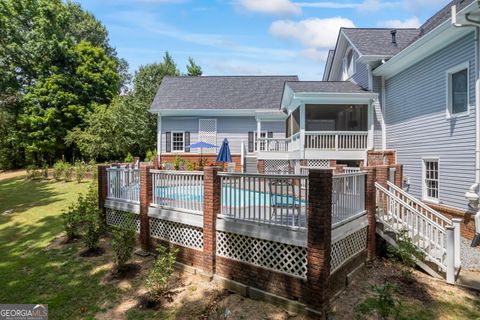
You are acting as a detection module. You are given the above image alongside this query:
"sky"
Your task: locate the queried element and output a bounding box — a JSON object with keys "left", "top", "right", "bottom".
{"left": 77, "top": 0, "right": 451, "bottom": 80}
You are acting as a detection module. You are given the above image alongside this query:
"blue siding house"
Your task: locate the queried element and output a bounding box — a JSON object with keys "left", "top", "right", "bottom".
{"left": 151, "top": 0, "right": 480, "bottom": 239}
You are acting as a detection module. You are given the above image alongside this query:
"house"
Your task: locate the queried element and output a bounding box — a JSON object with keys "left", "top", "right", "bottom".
{"left": 150, "top": 0, "right": 480, "bottom": 240}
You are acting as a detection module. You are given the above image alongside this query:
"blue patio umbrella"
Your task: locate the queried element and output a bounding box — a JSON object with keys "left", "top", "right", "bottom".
{"left": 216, "top": 138, "right": 232, "bottom": 163}
{"left": 187, "top": 141, "right": 216, "bottom": 161}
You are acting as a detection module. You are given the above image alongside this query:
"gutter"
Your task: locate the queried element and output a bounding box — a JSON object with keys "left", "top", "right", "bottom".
{"left": 452, "top": 4, "right": 480, "bottom": 244}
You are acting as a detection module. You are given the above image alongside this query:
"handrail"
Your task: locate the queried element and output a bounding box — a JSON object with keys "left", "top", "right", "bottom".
{"left": 150, "top": 169, "right": 204, "bottom": 175}
{"left": 387, "top": 181, "right": 451, "bottom": 226}
{"left": 376, "top": 183, "right": 446, "bottom": 231}
{"left": 218, "top": 172, "right": 308, "bottom": 179}
{"left": 305, "top": 131, "right": 368, "bottom": 135}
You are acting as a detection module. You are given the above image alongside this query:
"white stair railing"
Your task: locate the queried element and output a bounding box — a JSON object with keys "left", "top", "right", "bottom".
{"left": 375, "top": 182, "right": 458, "bottom": 283}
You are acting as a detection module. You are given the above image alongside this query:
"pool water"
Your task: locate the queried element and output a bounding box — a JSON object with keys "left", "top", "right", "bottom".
{"left": 154, "top": 185, "right": 305, "bottom": 206}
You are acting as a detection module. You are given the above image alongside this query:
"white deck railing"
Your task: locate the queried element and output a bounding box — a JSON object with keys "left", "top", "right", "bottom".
{"left": 332, "top": 172, "right": 366, "bottom": 227}
{"left": 344, "top": 167, "right": 362, "bottom": 174}
{"left": 219, "top": 172, "right": 308, "bottom": 229}
{"left": 258, "top": 132, "right": 302, "bottom": 152}
{"left": 151, "top": 170, "right": 204, "bottom": 214}
{"left": 107, "top": 166, "right": 140, "bottom": 203}
{"left": 305, "top": 131, "right": 368, "bottom": 150}
{"left": 375, "top": 182, "right": 459, "bottom": 283}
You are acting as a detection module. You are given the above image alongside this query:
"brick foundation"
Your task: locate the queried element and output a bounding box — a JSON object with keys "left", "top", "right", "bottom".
{"left": 328, "top": 250, "right": 367, "bottom": 297}
{"left": 159, "top": 154, "right": 242, "bottom": 172}
{"left": 139, "top": 163, "right": 153, "bottom": 251}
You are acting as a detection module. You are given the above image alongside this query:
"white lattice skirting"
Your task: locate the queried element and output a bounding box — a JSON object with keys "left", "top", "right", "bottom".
{"left": 149, "top": 217, "right": 203, "bottom": 250}
{"left": 106, "top": 208, "right": 140, "bottom": 233}
{"left": 216, "top": 231, "right": 307, "bottom": 278}
{"left": 308, "top": 159, "right": 330, "bottom": 168}
{"left": 264, "top": 160, "right": 291, "bottom": 174}
{"left": 330, "top": 226, "right": 367, "bottom": 273}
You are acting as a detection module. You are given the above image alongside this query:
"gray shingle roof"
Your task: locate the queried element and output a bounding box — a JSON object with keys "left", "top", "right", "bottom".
{"left": 150, "top": 75, "right": 298, "bottom": 111}
{"left": 286, "top": 81, "right": 369, "bottom": 94}
{"left": 419, "top": 0, "right": 475, "bottom": 38}
{"left": 342, "top": 28, "right": 420, "bottom": 56}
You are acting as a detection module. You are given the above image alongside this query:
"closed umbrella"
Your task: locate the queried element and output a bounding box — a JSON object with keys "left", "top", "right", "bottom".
{"left": 216, "top": 138, "right": 232, "bottom": 163}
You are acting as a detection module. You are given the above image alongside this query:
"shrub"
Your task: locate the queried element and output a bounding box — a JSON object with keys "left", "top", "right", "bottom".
{"left": 63, "top": 163, "right": 74, "bottom": 181}
{"left": 186, "top": 160, "right": 196, "bottom": 171}
{"left": 387, "top": 229, "right": 424, "bottom": 281}
{"left": 26, "top": 165, "right": 40, "bottom": 179}
{"left": 356, "top": 282, "right": 401, "bottom": 319}
{"left": 173, "top": 155, "right": 184, "bottom": 171}
{"left": 146, "top": 246, "right": 178, "bottom": 300}
{"left": 42, "top": 164, "right": 49, "bottom": 179}
{"left": 88, "top": 159, "right": 97, "bottom": 180}
{"left": 145, "top": 149, "right": 156, "bottom": 162}
{"left": 124, "top": 152, "right": 134, "bottom": 163}
{"left": 81, "top": 212, "right": 101, "bottom": 250}
{"left": 53, "top": 160, "right": 65, "bottom": 181}
{"left": 75, "top": 161, "right": 87, "bottom": 183}
{"left": 61, "top": 200, "right": 82, "bottom": 240}
{"left": 111, "top": 222, "right": 136, "bottom": 272}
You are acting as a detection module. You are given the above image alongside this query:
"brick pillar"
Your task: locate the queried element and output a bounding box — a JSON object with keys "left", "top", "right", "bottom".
{"left": 139, "top": 163, "right": 153, "bottom": 251}
{"left": 306, "top": 169, "right": 333, "bottom": 313}
{"left": 364, "top": 167, "right": 377, "bottom": 261}
{"left": 203, "top": 166, "right": 221, "bottom": 274}
{"left": 334, "top": 164, "right": 346, "bottom": 174}
{"left": 392, "top": 164, "right": 403, "bottom": 188}
{"left": 98, "top": 165, "right": 109, "bottom": 226}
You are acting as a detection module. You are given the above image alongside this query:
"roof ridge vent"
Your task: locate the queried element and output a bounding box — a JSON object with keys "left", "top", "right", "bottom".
{"left": 390, "top": 29, "right": 397, "bottom": 45}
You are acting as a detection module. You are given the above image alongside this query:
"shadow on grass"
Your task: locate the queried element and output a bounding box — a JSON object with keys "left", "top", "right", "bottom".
{"left": 0, "top": 177, "right": 62, "bottom": 215}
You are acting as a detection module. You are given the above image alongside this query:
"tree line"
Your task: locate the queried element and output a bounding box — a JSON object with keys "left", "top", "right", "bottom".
{"left": 0, "top": 0, "right": 202, "bottom": 169}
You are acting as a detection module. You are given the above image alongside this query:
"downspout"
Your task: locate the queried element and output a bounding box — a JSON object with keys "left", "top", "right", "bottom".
{"left": 453, "top": 5, "right": 480, "bottom": 241}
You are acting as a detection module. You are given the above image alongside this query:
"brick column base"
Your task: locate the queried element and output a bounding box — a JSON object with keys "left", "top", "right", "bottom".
{"left": 203, "top": 166, "right": 221, "bottom": 274}
{"left": 139, "top": 163, "right": 153, "bottom": 252}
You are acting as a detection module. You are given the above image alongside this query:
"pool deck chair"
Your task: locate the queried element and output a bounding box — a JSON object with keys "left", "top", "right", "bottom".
{"left": 268, "top": 177, "right": 301, "bottom": 227}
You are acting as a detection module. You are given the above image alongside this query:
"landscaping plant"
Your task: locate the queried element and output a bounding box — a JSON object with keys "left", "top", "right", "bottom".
{"left": 53, "top": 160, "right": 65, "bottom": 181}
{"left": 124, "top": 152, "right": 134, "bottom": 163}
{"left": 145, "top": 149, "right": 156, "bottom": 162}
{"left": 81, "top": 212, "right": 102, "bottom": 251}
{"left": 61, "top": 200, "right": 82, "bottom": 240}
{"left": 356, "top": 282, "right": 401, "bottom": 320}
{"left": 173, "top": 155, "right": 184, "bottom": 170}
{"left": 75, "top": 161, "right": 87, "bottom": 183}
{"left": 63, "top": 163, "right": 74, "bottom": 181}
{"left": 387, "top": 229, "right": 425, "bottom": 281}
{"left": 42, "top": 164, "right": 49, "bottom": 179}
{"left": 145, "top": 245, "right": 178, "bottom": 300}
{"left": 111, "top": 221, "right": 136, "bottom": 272}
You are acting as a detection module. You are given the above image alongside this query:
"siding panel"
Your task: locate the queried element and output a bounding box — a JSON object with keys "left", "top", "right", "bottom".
{"left": 385, "top": 32, "right": 476, "bottom": 211}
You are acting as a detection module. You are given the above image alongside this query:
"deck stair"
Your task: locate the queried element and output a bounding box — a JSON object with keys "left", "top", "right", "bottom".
{"left": 375, "top": 181, "right": 461, "bottom": 284}
{"left": 244, "top": 156, "right": 258, "bottom": 174}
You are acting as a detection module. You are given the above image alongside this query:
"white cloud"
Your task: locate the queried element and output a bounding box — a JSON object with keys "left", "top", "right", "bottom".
{"left": 382, "top": 16, "right": 421, "bottom": 28}
{"left": 299, "top": 48, "right": 329, "bottom": 62}
{"left": 269, "top": 17, "right": 355, "bottom": 48}
{"left": 296, "top": 2, "right": 359, "bottom": 9}
{"left": 237, "top": 0, "right": 301, "bottom": 15}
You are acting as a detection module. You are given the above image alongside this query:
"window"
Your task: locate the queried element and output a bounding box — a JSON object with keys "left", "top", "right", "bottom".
{"left": 254, "top": 131, "right": 267, "bottom": 151}
{"left": 447, "top": 62, "right": 469, "bottom": 117}
{"left": 171, "top": 131, "right": 184, "bottom": 152}
{"left": 423, "top": 159, "right": 439, "bottom": 202}
{"left": 342, "top": 48, "right": 355, "bottom": 80}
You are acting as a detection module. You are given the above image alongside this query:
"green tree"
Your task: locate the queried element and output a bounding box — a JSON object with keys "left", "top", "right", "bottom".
{"left": 186, "top": 57, "right": 202, "bottom": 76}
{"left": 0, "top": 0, "right": 124, "bottom": 168}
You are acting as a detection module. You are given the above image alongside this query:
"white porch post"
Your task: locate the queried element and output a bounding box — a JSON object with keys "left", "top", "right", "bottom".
{"left": 452, "top": 218, "right": 462, "bottom": 269}
{"left": 157, "top": 113, "right": 162, "bottom": 156}
{"left": 256, "top": 120, "right": 262, "bottom": 153}
{"left": 300, "top": 103, "right": 305, "bottom": 158}
{"left": 367, "top": 100, "right": 374, "bottom": 150}
{"left": 241, "top": 140, "right": 245, "bottom": 173}
{"left": 446, "top": 225, "right": 456, "bottom": 284}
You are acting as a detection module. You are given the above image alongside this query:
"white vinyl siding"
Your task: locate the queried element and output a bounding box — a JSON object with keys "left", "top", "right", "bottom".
{"left": 385, "top": 32, "right": 476, "bottom": 211}
{"left": 423, "top": 159, "right": 439, "bottom": 203}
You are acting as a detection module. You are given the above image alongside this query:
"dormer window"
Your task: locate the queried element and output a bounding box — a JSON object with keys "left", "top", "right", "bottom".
{"left": 342, "top": 48, "right": 355, "bottom": 80}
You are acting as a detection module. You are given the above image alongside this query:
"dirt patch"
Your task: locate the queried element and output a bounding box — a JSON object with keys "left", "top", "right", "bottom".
{"left": 103, "top": 263, "right": 142, "bottom": 282}
{"left": 45, "top": 234, "right": 80, "bottom": 250}
{"left": 0, "top": 169, "right": 26, "bottom": 181}
{"left": 330, "top": 259, "right": 480, "bottom": 319}
{"left": 79, "top": 246, "right": 105, "bottom": 257}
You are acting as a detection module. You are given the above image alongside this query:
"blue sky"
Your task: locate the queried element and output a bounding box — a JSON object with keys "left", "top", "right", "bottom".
{"left": 77, "top": 0, "right": 451, "bottom": 80}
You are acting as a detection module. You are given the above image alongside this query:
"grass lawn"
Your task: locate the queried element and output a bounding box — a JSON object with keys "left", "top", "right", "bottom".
{"left": 0, "top": 175, "right": 120, "bottom": 319}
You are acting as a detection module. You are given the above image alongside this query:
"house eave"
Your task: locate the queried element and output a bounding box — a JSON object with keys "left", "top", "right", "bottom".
{"left": 283, "top": 92, "right": 378, "bottom": 113}
{"left": 373, "top": 1, "right": 479, "bottom": 79}
{"left": 152, "top": 109, "right": 262, "bottom": 117}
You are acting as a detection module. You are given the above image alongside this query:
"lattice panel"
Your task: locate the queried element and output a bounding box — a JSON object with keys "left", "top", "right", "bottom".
{"left": 198, "top": 119, "right": 217, "bottom": 151}
{"left": 264, "top": 160, "right": 291, "bottom": 174}
{"left": 216, "top": 231, "right": 307, "bottom": 278}
{"left": 331, "top": 227, "right": 367, "bottom": 273}
{"left": 308, "top": 159, "right": 330, "bottom": 168}
{"left": 106, "top": 209, "right": 140, "bottom": 233}
{"left": 149, "top": 217, "right": 203, "bottom": 249}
